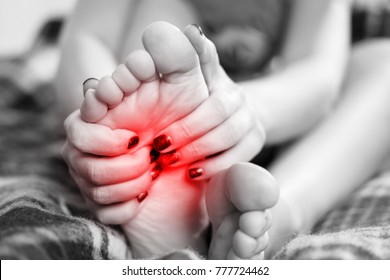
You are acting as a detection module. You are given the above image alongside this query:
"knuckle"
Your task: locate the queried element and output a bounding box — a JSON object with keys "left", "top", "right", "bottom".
{"left": 211, "top": 94, "right": 233, "bottom": 121}
{"left": 90, "top": 187, "right": 109, "bottom": 204}
{"left": 186, "top": 142, "right": 202, "bottom": 159}
{"left": 85, "top": 162, "right": 105, "bottom": 185}
{"left": 223, "top": 124, "right": 241, "bottom": 146}
{"left": 175, "top": 120, "right": 194, "bottom": 142}
{"left": 211, "top": 87, "right": 243, "bottom": 121}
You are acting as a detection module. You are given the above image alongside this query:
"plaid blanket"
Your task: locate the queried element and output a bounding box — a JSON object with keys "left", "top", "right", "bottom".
{"left": 1, "top": 72, "right": 390, "bottom": 260}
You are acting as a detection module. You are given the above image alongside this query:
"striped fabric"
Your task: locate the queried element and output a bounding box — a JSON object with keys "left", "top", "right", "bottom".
{"left": 274, "top": 171, "right": 390, "bottom": 259}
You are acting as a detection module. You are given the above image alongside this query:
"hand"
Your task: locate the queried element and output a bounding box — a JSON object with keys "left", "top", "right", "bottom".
{"left": 153, "top": 63, "right": 265, "bottom": 180}
{"left": 63, "top": 110, "right": 154, "bottom": 224}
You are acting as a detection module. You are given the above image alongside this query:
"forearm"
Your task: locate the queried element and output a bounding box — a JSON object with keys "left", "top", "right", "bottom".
{"left": 269, "top": 50, "right": 390, "bottom": 231}
{"left": 240, "top": 0, "right": 350, "bottom": 144}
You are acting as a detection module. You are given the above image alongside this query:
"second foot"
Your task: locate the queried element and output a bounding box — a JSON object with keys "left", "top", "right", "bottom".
{"left": 206, "top": 162, "right": 279, "bottom": 259}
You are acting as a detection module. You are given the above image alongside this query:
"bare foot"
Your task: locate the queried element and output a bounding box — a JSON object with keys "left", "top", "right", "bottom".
{"left": 80, "top": 22, "right": 210, "bottom": 258}
{"left": 206, "top": 163, "right": 279, "bottom": 259}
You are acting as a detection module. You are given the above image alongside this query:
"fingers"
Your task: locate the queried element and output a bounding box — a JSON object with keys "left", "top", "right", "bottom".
{"left": 63, "top": 142, "right": 150, "bottom": 185}
{"left": 64, "top": 110, "right": 140, "bottom": 156}
{"left": 187, "top": 126, "right": 265, "bottom": 180}
{"left": 84, "top": 195, "right": 141, "bottom": 225}
{"left": 153, "top": 84, "right": 244, "bottom": 153}
{"left": 68, "top": 166, "right": 151, "bottom": 205}
{"left": 158, "top": 105, "right": 256, "bottom": 168}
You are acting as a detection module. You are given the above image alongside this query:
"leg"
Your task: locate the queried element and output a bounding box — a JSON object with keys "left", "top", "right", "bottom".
{"left": 266, "top": 39, "right": 390, "bottom": 257}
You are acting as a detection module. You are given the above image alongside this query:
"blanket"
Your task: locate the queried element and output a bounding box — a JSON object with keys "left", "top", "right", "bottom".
{"left": 1, "top": 68, "right": 390, "bottom": 260}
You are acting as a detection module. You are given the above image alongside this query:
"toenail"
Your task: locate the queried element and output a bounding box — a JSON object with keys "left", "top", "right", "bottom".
{"left": 150, "top": 148, "right": 160, "bottom": 163}
{"left": 190, "top": 24, "right": 204, "bottom": 37}
{"left": 160, "top": 150, "right": 180, "bottom": 165}
{"left": 83, "top": 77, "right": 99, "bottom": 86}
{"left": 137, "top": 191, "right": 148, "bottom": 203}
{"left": 82, "top": 78, "right": 99, "bottom": 95}
{"left": 127, "top": 136, "right": 139, "bottom": 149}
{"left": 188, "top": 168, "right": 203, "bottom": 179}
{"left": 153, "top": 134, "right": 172, "bottom": 151}
{"left": 151, "top": 163, "right": 162, "bottom": 181}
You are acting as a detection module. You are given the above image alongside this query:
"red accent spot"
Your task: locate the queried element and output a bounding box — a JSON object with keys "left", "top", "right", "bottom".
{"left": 153, "top": 134, "right": 172, "bottom": 151}
{"left": 160, "top": 150, "right": 180, "bottom": 165}
{"left": 127, "top": 136, "right": 139, "bottom": 149}
{"left": 137, "top": 191, "right": 148, "bottom": 203}
{"left": 189, "top": 168, "right": 203, "bottom": 179}
{"left": 151, "top": 163, "right": 162, "bottom": 181}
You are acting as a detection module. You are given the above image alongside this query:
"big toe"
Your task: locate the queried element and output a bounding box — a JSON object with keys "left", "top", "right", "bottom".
{"left": 142, "top": 21, "right": 200, "bottom": 80}
{"left": 226, "top": 163, "right": 279, "bottom": 212}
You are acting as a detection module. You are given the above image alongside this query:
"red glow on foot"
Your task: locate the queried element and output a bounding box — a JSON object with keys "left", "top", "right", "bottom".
{"left": 151, "top": 163, "right": 162, "bottom": 180}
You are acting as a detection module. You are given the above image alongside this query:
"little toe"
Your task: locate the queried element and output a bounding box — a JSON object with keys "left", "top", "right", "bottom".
{"left": 81, "top": 89, "right": 108, "bottom": 122}
{"left": 142, "top": 21, "right": 201, "bottom": 82}
{"left": 83, "top": 77, "right": 99, "bottom": 94}
{"left": 125, "top": 50, "right": 158, "bottom": 81}
{"left": 94, "top": 75, "right": 124, "bottom": 108}
{"left": 239, "top": 210, "right": 272, "bottom": 238}
{"left": 112, "top": 64, "right": 141, "bottom": 95}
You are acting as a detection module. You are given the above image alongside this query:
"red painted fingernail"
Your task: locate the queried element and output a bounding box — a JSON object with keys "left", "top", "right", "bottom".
{"left": 137, "top": 191, "right": 148, "bottom": 203}
{"left": 127, "top": 136, "right": 139, "bottom": 149}
{"left": 153, "top": 134, "right": 172, "bottom": 151}
{"left": 160, "top": 150, "right": 180, "bottom": 165}
{"left": 151, "top": 163, "right": 162, "bottom": 181}
{"left": 189, "top": 168, "right": 203, "bottom": 179}
{"left": 150, "top": 148, "right": 160, "bottom": 163}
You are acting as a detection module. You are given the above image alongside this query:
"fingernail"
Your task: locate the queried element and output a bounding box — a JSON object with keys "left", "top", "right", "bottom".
{"left": 150, "top": 148, "right": 160, "bottom": 163}
{"left": 160, "top": 150, "right": 180, "bottom": 165}
{"left": 127, "top": 136, "right": 139, "bottom": 149}
{"left": 151, "top": 163, "right": 162, "bottom": 181}
{"left": 190, "top": 24, "right": 204, "bottom": 37}
{"left": 189, "top": 168, "right": 203, "bottom": 179}
{"left": 82, "top": 77, "right": 99, "bottom": 86}
{"left": 137, "top": 191, "right": 148, "bottom": 203}
{"left": 153, "top": 134, "right": 172, "bottom": 151}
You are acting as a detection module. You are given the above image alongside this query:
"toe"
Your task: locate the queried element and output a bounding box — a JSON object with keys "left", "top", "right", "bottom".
{"left": 142, "top": 21, "right": 200, "bottom": 81}
{"left": 95, "top": 75, "right": 124, "bottom": 108}
{"left": 184, "top": 24, "right": 227, "bottom": 88}
{"left": 255, "top": 232, "right": 270, "bottom": 253}
{"left": 125, "top": 50, "right": 157, "bottom": 81}
{"left": 81, "top": 89, "right": 108, "bottom": 122}
{"left": 232, "top": 230, "right": 269, "bottom": 259}
{"left": 226, "top": 163, "right": 279, "bottom": 212}
{"left": 112, "top": 64, "right": 141, "bottom": 95}
{"left": 239, "top": 210, "right": 272, "bottom": 238}
{"left": 232, "top": 230, "right": 258, "bottom": 259}
{"left": 208, "top": 212, "right": 239, "bottom": 260}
